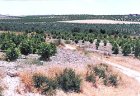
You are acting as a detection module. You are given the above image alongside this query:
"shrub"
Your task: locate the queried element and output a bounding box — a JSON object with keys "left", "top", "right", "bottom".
{"left": 103, "top": 40, "right": 107, "bottom": 46}
{"left": 122, "top": 43, "right": 131, "bottom": 56}
{"left": 86, "top": 65, "right": 96, "bottom": 84}
{"left": 108, "top": 75, "right": 118, "bottom": 86}
{"left": 104, "top": 74, "right": 119, "bottom": 87}
{"left": 86, "top": 64, "right": 120, "bottom": 87}
{"left": 38, "top": 43, "right": 56, "bottom": 61}
{"left": 32, "top": 74, "right": 58, "bottom": 95}
{"left": 94, "top": 65, "right": 106, "bottom": 79}
{"left": 86, "top": 73, "right": 96, "bottom": 84}
{"left": 57, "top": 68, "right": 82, "bottom": 92}
{"left": 75, "top": 39, "right": 79, "bottom": 44}
{"left": 95, "top": 41, "right": 100, "bottom": 50}
{"left": 6, "top": 48, "right": 20, "bottom": 61}
{"left": 0, "top": 41, "right": 16, "bottom": 51}
{"left": 89, "top": 39, "right": 93, "bottom": 44}
{"left": 19, "top": 40, "right": 33, "bottom": 55}
{"left": 134, "top": 41, "right": 140, "bottom": 58}
{"left": 112, "top": 42, "right": 119, "bottom": 55}
{"left": 33, "top": 74, "right": 48, "bottom": 88}
{"left": 65, "top": 40, "right": 71, "bottom": 44}
{"left": 93, "top": 64, "right": 108, "bottom": 79}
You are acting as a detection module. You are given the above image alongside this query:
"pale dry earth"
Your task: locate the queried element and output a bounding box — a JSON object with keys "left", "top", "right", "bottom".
{"left": 58, "top": 19, "right": 140, "bottom": 24}
{"left": 1, "top": 44, "right": 140, "bottom": 96}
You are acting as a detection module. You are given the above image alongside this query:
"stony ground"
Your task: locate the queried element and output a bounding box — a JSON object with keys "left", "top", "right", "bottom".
{"left": 1, "top": 44, "right": 140, "bottom": 96}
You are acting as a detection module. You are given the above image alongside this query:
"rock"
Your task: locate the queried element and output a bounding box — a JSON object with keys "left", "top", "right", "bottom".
{"left": 7, "top": 72, "right": 19, "bottom": 77}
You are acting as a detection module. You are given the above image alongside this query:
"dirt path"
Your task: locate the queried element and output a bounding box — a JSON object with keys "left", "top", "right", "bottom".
{"left": 93, "top": 56, "right": 140, "bottom": 83}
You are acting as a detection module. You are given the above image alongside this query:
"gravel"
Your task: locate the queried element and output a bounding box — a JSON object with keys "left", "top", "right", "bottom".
{"left": 46, "top": 47, "right": 93, "bottom": 68}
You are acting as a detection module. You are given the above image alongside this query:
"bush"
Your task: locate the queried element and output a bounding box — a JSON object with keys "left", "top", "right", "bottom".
{"left": 32, "top": 74, "right": 58, "bottom": 95}
{"left": 38, "top": 43, "right": 56, "bottom": 61}
{"left": 19, "top": 40, "right": 33, "bottom": 55}
{"left": 95, "top": 41, "right": 100, "bottom": 50}
{"left": 33, "top": 74, "right": 48, "bottom": 88}
{"left": 93, "top": 64, "right": 108, "bottom": 79}
{"left": 86, "top": 73, "right": 96, "bottom": 84}
{"left": 108, "top": 75, "right": 118, "bottom": 86}
{"left": 134, "top": 41, "right": 140, "bottom": 58}
{"left": 0, "top": 41, "right": 16, "bottom": 51}
{"left": 86, "top": 64, "right": 120, "bottom": 87}
{"left": 103, "top": 40, "right": 107, "bottom": 46}
{"left": 122, "top": 43, "right": 131, "bottom": 56}
{"left": 104, "top": 74, "right": 119, "bottom": 87}
{"left": 86, "top": 65, "right": 96, "bottom": 84}
{"left": 112, "top": 42, "right": 119, "bottom": 55}
{"left": 94, "top": 65, "right": 106, "bottom": 79}
{"left": 65, "top": 40, "right": 71, "bottom": 44}
{"left": 75, "top": 39, "right": 79, "bottom": 44}
{"left": 6, "top": 48, "right": 20, "bottom": 61}
{"left": 57, "top": 68, "right": 82, "bottom": 92}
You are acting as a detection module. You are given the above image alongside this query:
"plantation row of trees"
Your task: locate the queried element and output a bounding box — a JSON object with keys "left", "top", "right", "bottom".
{"left": 49, "top": 30, "right": 140, "bottom": 58}
{"left": 0, "top": 15, "right": 140, "bottom": 35}
{"left": 0, "top": 22, "right": 140, "bottom": 35}
{"left": 0, "top": 32, "right": 56, "bottom": 61}
{"left": 1, "top": 15, "right": 140, "bottom": 23}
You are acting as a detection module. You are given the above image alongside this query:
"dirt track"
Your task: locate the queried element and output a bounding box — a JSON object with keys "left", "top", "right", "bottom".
{"left": 93, "top": 55, "right": 140, "bottom": 83}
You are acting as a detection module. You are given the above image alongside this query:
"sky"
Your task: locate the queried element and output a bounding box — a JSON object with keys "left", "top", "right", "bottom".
{"left": 0, "top": 0, "right": 140, "bottom": 16}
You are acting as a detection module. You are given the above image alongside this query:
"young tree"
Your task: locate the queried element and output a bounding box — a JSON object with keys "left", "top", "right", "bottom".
{"left": 6, "top": 48, "right": 20, "bottom": 61}
{"left": 122, "top": 43, "right": 131, "bottom": 56}
{"left": 112, "top": 42, "right": 119, "bottom": 55}
{"left": 19, "top": 40, "right": 33, "bottom": 55}
{"left": 103, "top": 40, "right": 107, "bottom": 46}
{"left": 38, "top": 43, "right": 56, "bottom": 61}
{"left": 95, "top": 41, "right": 100, "bottom": 50}
{"left": 134, "top": 41, "right": 140, "bottom": 58}
{"left": 95, "top": 39, "right": 101, "bottom": 50}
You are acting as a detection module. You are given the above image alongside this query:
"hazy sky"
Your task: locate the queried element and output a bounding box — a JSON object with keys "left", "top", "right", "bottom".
{"left": 0, "top": 0, "right": 140, "bottom": 16}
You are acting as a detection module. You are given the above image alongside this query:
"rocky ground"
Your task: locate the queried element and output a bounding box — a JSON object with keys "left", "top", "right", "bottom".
{"left": 1, "top": 43, "right": 140, "bottom": 96}
{"left": 0, "top": 45, "right": 97, "bottom": 96}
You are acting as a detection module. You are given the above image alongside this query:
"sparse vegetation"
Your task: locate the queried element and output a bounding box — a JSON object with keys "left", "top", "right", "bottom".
{"left": 86, "top": 64, "right": 120, "bottom": 87}
{"left": 38, "top": 42, "right": 56, "bottom": 61}
{"left": 32, "top": 73, "right": 58, "bottom": 95}
{"left": 0, "top": 32, "right": 56, "bottom": 61}
{"left": 6, "top": 48, "right": 20, "bottom": 61}
{"left": 57, "top": 68, "right": 82, "bottom": 92}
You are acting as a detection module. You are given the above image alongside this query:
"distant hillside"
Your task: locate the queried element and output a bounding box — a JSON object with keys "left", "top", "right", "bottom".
{"left": 0, "top": 14, "right": 19, "bottom": 19}
{"left": 0, "top": 14, "right": 140, "bottom": 35}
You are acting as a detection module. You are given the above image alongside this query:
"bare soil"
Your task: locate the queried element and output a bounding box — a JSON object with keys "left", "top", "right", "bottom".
{"left": 58, "top": 19, "right": 140, "bottom": 24}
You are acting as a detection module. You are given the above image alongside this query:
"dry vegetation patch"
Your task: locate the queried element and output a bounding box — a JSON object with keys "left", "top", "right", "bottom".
{"left": 105, "top": 55, "right": 140, "bottom": 73}
{"left": 18, "top": 63, "right": 134, "bottom": 96}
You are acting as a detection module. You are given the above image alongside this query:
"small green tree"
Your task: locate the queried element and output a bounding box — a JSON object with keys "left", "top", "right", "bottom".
{"left": 112, "top": 42, "right": 119, "bottom": 55}
{"left": 57, "top": 68, "right": 82, "bottom": 92}
{"left": 6, "top": 48, "right": 20, "bottom": 61}
{"left": 95, "top": 38, "right": 101, "bottom": 49}
{"left": 122, "top": 43, "right": 131, "bottom": 56}
{"left": 19, "top": 40, "right": 33, "bottom": 55}
{"left": 0, "top": 41, "right": 16, "bottom": 51}
{"left": 134, "top": 41, "right": 140, "bottom": 57}
{"left": 103, "top": 40, "right": 107, "bottom": 46}
{"left": 38, "top": 43, "right": 56, "bottom": 61}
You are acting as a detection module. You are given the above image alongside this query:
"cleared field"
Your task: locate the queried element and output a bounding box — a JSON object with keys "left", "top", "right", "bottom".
{"left": 58, "top": 19, "right": 140, "bottom": 24}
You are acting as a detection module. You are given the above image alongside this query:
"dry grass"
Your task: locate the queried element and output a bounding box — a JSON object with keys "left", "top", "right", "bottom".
{"left": 18, "top": 63, "right": 140, "bottom": 96}
{"left": 105, "top": 55, "right": 140, "bottom": 73}
{"left": 0, "top": 52, "right": 6, "bottom": 61}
